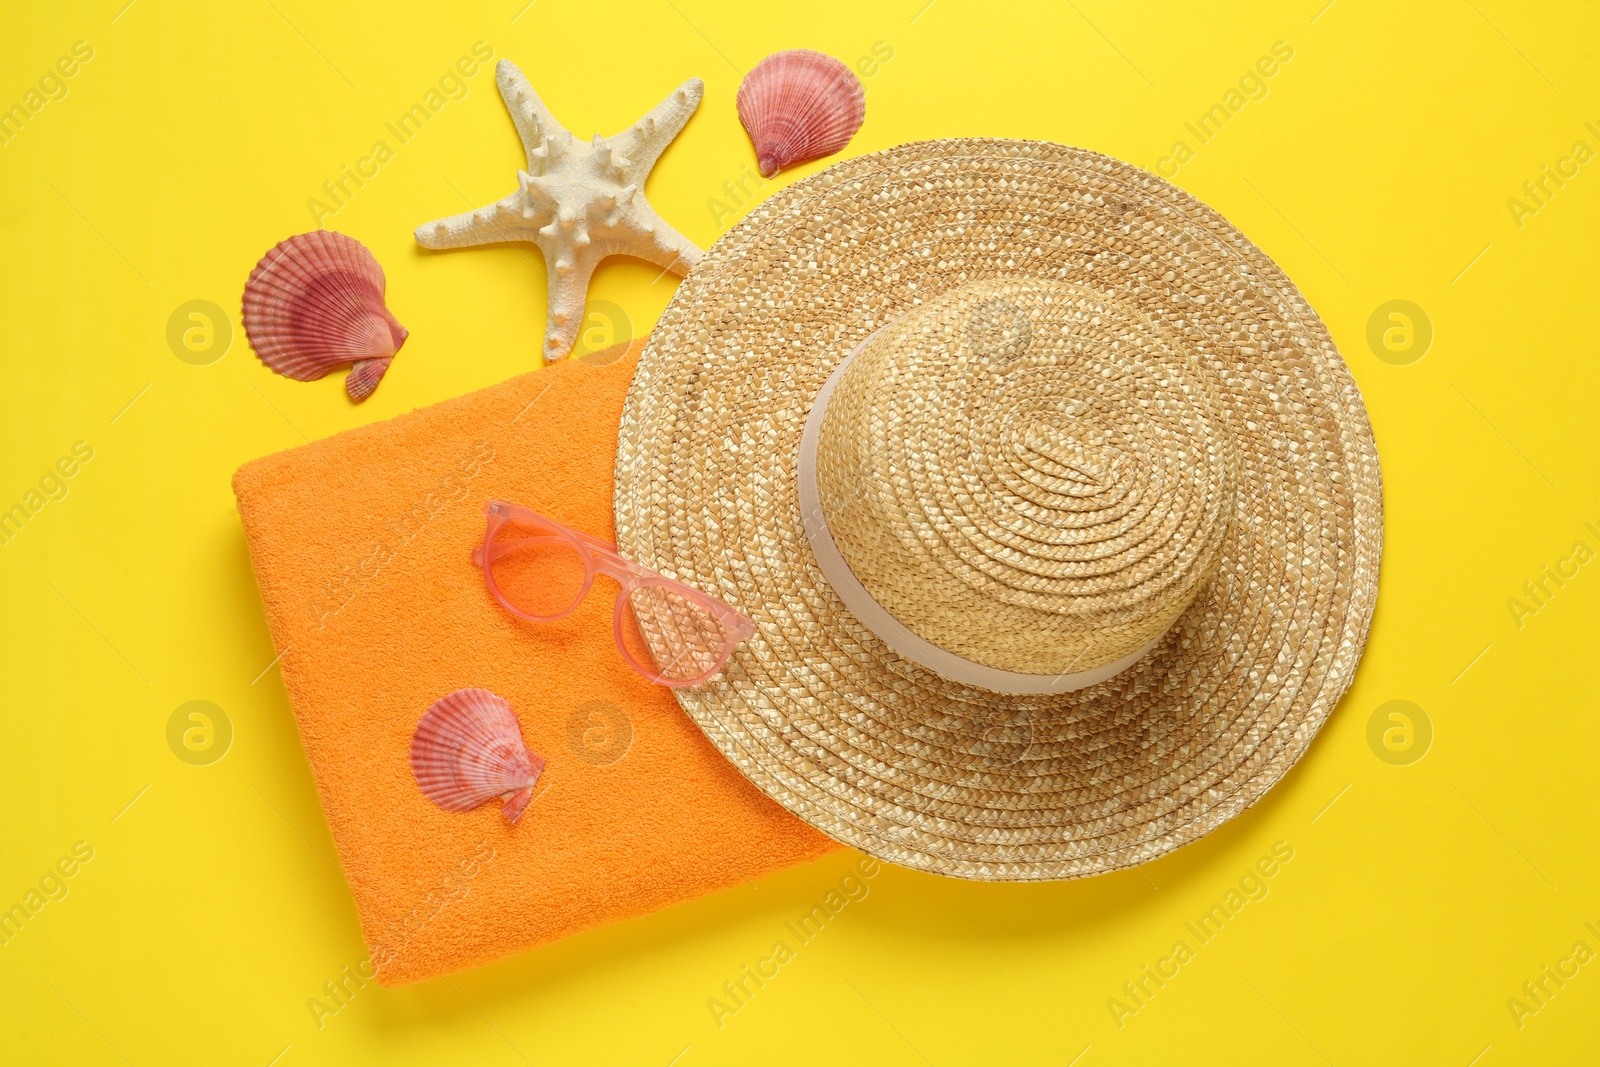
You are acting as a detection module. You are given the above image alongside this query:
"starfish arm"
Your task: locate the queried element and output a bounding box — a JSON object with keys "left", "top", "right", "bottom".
{"left": 418, "top": 64, "right": 706, "bottom": 364}
{"left": 625, "top": 208, "right": 702, "bottom": 277}
{"left": 495, "top": 60, "right": 572, "bottom": 170}
{"left": 610, "top": 78, "right": 704, "bottom": 178}
{"left": 540, "top": 247, "right": 601, "bottom": 361}
{"left": 415, "top": 197, "right": 538, "bottom": 250}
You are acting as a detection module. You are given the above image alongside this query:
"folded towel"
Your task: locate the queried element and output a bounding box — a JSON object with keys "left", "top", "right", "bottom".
{"left": 233, "top": 340, "right": 840, "bottom": 986}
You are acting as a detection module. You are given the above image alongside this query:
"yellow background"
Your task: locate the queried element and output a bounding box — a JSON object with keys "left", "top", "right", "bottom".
{"left": 2, "top": 0, "right": 1597, "bottom": 1063}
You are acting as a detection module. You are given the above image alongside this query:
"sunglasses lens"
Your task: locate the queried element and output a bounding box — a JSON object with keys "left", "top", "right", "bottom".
{"left": 487, "top": 524, "right": 587, "bottom": 618}
{"left": 623, "top": 583, "right": 731, "bottom": 683}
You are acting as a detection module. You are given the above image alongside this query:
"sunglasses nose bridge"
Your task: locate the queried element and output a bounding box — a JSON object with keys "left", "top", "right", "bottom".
{"left": 474, "top": 503, "right": 755, "bottom": 684}
{"left": 588, "top": 552, "right": 637, "bottom": 587}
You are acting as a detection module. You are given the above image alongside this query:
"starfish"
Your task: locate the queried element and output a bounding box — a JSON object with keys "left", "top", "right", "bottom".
{"left": 415, "top": 60, "right": 704, "bottom": 361}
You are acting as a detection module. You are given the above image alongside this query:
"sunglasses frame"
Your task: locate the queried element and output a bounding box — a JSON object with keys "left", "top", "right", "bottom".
{"left": 472, "top": 500, "right": 756, "bottom": 686}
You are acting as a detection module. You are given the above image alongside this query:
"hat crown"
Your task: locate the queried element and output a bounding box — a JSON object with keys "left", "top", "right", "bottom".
{"left": 815, "top": 278, "right": 1238, "bottom": 676}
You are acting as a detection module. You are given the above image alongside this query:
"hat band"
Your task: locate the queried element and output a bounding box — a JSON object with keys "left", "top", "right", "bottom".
{"left": 796, "top": 326, "right": 1170, "bottom": 695}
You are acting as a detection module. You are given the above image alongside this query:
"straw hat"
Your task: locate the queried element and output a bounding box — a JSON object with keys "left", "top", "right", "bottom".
{"left": 614, "top": 139, "right": 1381, "bottom": 880}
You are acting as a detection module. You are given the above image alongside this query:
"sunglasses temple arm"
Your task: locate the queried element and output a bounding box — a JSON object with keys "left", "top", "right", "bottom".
{"left": 470, "top": 534, "right": 566, "bottom": 566}
{"left": 572, "top": 528, "right": 628, "bottom": 556}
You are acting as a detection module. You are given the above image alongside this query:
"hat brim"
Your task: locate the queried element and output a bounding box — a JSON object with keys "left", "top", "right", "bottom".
{"left": 615, "top": 139, "right": 1382, "bottom": 880}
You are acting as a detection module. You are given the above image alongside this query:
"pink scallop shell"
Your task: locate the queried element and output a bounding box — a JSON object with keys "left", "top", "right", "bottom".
{"left": 409, "top": 688, "right": 545, "bottom": 823}
{"left": 737, "top": 49, "right": 866, "bottom": 178}
{"left": 242, "top": 230, "right": 408, "bottom": 402}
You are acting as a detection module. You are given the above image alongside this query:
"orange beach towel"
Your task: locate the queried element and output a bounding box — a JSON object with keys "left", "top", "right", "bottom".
{"left": 233, "top": 340, "right": 840, "bottom": 986}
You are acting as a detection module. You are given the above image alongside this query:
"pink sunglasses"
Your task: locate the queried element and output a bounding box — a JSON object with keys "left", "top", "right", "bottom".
{"left": 472, "top": 501, "right": 756, "bottom": 686}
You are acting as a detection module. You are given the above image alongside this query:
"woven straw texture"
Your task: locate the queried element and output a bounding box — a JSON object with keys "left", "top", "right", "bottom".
{"left": 615, "top": 140, "right": 1383, "bottom": 881}
{"left": 816, "top": 277, "right": 1237, "bottom": 676}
